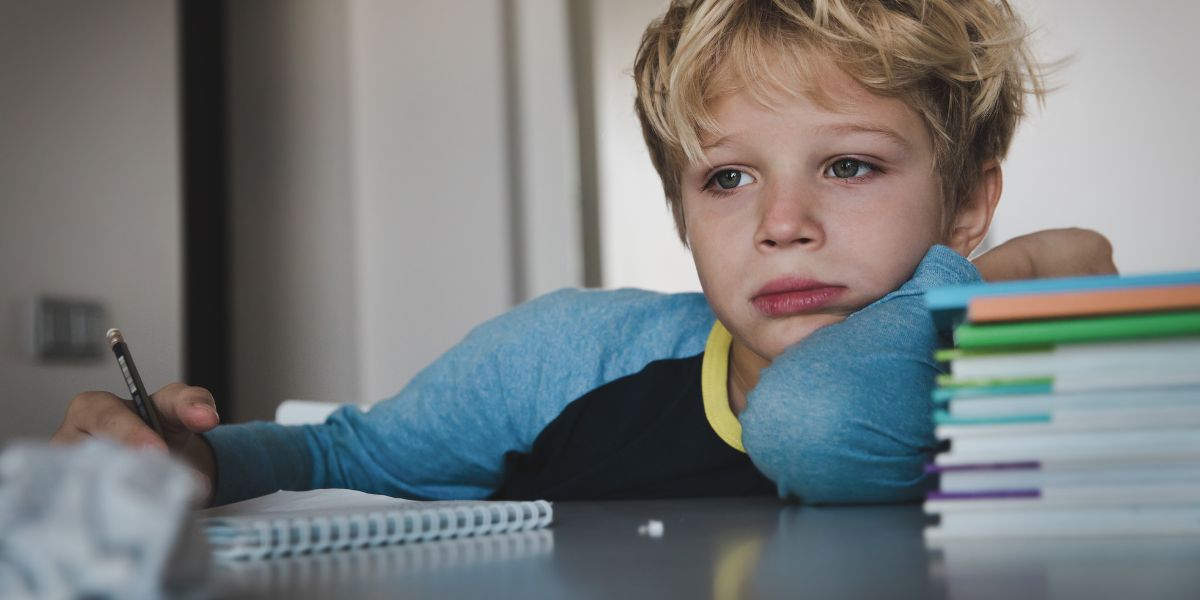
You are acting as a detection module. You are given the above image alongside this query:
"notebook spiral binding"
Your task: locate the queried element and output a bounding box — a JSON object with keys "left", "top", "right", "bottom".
{"left": 214, "top": 528, "right": 555, "bottom": 593}
{"left": 205, "top": 500, "right": 554, "bottom": 561}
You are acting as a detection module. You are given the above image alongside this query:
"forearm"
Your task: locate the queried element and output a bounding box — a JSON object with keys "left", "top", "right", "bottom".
{"left": 740, "top": 245, "right": 981, "bottom": 503}
{"left": 973, "top": 228, "right": 1117, "bottom": 282}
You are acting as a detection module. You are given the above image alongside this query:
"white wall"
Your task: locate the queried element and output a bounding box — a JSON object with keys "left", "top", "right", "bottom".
{"left": 0, "top": 0, "right": 181, "bottom": 443}
{"left": 348, "top": 0, "right": 515, "bottom": 404}
{"left": 230, "top": 0, "right": 584, "bottom": 416}
{"left": 592, "top": 0, "right": 699, "bottom": 293}
{"left": 229, "top": 1, "right": 360, "bottom": 421}
{"left": 511, "top": 0, "right": 585, "bottom": 300}
{"left": 592, "top": 0, "right": 1200, "bottom": 291}
{"left": 998, "top": 0, "right": 1200, "bottom": 273}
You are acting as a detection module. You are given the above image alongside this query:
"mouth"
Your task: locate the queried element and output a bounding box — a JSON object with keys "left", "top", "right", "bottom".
{"left": 751, "top": 278, "right": 847, "bottom": 316}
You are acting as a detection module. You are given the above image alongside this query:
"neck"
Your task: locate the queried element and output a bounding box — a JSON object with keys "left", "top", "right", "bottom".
{"left": 727, "top": 340, "right": 771, "bottom": 416}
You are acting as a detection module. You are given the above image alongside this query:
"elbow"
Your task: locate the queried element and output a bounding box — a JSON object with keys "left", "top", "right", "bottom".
{"left": 741, "top": 394, "right": 935, "bottom": 505}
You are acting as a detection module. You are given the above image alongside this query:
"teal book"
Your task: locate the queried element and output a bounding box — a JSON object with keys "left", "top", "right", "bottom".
{"left": 939, "top": 386, "right": 1200, "bottom": 417}
{"left": 924, "top": 270, "right": 1200, "bottom": 330}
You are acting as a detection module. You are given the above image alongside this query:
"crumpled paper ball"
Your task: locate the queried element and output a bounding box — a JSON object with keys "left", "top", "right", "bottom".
{"left": 0, "top": 438, "right": 210, "bottom": 599}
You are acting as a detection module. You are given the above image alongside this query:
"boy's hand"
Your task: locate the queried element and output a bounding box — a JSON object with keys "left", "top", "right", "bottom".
{"left": 51, "top": 383, "right": 219, "bottom": 499}
{"left": 972, "top": 228, "right": 1117, "bottom": 282}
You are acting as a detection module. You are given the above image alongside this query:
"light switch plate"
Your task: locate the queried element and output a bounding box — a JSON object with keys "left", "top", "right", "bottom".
{"left": 31, "top": 296, "right": 107, "bottom": 360}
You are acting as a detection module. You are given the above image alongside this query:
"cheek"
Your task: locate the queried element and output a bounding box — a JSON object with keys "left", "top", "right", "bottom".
{"left": 690, "top": 236, "right": 738, "bottom": 302}
{"left": 836, "top": 192, "right": 942, "bottom": 291}
{"left": 684, "top": 201, "right": 745, "bottom": 284}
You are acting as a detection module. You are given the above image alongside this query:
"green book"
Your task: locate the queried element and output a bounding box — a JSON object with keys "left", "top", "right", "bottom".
{"left": 936, "top": 375, "right": 1053, "bottom": 389}
{"left": 933, "top": 345, "right": 1052, "bottom": 362}
{"left": 953, "top": 310, "right": 1200, "bottom": 349}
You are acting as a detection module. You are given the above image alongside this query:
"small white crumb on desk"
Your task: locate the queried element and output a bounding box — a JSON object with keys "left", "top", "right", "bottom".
{"left": 637, "top": 519, "right": 664, "bottom": 538}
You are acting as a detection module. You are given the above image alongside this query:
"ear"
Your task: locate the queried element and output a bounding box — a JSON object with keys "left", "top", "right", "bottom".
{"left": 946, "top": 160, "right": 1003, "bottom": 256}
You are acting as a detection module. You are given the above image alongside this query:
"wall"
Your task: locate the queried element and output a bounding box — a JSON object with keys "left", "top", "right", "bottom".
{"left": 228, "top": 0, "right": 360, "bottom": 421}
{"left": 229, "top": 0, "right": 582, "bottom": 416}
{"left": 510, "top": 0, "right": 585, "bottom": 300}
{"left": 0, "top": 0, "right": 181, "bottom": 443}
{"left": 591, "top": 0, "right": 1200, "bottom": 292}
{"left": 592, "top": 0, "right": 699, "bottom": 293}
{"left": 998, "top": 0, "right": 1200, "bottom": 273}
{"left": 347, "top": 0, "right": 514, "bottom": 404}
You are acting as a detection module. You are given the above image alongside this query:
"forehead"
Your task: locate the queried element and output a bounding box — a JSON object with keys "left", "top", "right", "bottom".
{"left": 700, "top": 61, "right": 930, "bottom": 153}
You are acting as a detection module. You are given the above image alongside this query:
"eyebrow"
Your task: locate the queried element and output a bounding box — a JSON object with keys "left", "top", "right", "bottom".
{"left": 814, "top": 122, "right": 913, "bottom": 150}
{"left": 701, "top": 122, "right": 914, "bottom": 152}
{"left": 701, "top": 135, "right": 736, "bottom": 151}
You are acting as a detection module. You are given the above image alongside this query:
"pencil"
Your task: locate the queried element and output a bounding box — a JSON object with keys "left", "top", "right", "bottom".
{"left": 106, "top": 328, "right": 165, "bottom": 437}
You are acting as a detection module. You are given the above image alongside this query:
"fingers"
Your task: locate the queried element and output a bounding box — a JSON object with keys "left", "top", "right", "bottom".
{"left": 54, "top": 383, "right": 221, "bottom": 455}
{"left": 151, "top": 383, "right": 221, "bottom": 433}
{"left": 56, "top": 391, "right": 167, "bottom": 451}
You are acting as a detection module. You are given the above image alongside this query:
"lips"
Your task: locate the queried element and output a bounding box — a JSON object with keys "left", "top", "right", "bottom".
{"left": 751, "top": 278, "right": 847, "bottom": 316}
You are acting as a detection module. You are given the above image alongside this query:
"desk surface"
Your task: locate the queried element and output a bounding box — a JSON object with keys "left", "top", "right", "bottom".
{"left": 213, "top": 497, "right": 1200, "bottom": 600}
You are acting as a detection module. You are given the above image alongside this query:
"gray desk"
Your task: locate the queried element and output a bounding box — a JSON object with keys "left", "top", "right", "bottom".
{"left": 214, "top": 497, "right": 1200, "bottom": 599}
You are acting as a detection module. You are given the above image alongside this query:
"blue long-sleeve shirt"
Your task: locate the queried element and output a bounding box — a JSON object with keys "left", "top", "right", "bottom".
{"left": 203, "top": 245, "right": 980, "bottom": 505}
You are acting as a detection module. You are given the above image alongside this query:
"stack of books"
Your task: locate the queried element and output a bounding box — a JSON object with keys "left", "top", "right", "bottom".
{"left": 921, "top": 269, "right": 1200, "bottom": 541}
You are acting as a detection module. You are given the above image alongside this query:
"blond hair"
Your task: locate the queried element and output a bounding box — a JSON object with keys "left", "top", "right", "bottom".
{"left": 634, "top": 0, "right": 1046, "bottom": 244}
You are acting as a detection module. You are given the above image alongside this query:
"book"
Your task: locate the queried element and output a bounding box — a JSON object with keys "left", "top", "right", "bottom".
{"left": 927, "top": 483, "right": 1200, "bottom": 511}
{"left": 933, "top": 461, "right": 1200, "bottom": 494}
{"left": 936, "top": 337, "right": 1200, "bottom": 380}
{"left": 934, "top": 427, "right": 1200, "bottom": 466}
{"left": 936, "top": 368, "right": 1200, "bottom": 397}
{"left": 941, "top": 387, "right": 1200, "bottom": 418}
{"left": 924, "top": 270, "right": 1200, "bottom": 329}
{"left": 934, "top": 405, "right": 1200, "bottom": 436}
{"left": 923, "top": 505, "right": 1200, "bottom": 541}
{"left": 967, "top": 284, "right": 1200, "bottom": 323}
{"left": 925, "top": 267, "right": 1200, "bottom": 542}
{"left": 952, "top": 311, "right": 1200, "bottom": 349}
{"left": 198, "top": 489, "right": 554, "bottom": 561}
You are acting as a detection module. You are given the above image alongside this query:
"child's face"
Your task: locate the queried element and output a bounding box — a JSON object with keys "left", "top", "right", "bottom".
{"left": 682, "top": 65, "right": 944, "bottom": 362}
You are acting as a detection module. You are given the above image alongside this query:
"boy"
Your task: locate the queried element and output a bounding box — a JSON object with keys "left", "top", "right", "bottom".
{"left": 54, "top": 0, "right": 1115, "bottom": 504}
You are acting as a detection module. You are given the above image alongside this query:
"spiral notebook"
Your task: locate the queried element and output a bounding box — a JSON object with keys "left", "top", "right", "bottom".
{"left": 197, "top": 489, "right": 554, "bottom": 561}
{"left": 215, "top": 528, "right": 555, "bottom": 594}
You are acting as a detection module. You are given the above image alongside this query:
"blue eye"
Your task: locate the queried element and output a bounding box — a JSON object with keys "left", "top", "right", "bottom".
{"left": 708, "top": 169, "right": 755, "bottom": 191}
{"left": 826, "top": 159, "right": 875, "bottom": 179}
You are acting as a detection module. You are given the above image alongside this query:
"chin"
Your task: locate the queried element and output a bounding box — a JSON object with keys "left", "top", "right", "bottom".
{"left": 760, "top": 313, "right": 848, "bottom": 358}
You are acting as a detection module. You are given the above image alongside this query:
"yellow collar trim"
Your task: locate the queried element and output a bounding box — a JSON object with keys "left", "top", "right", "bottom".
{"left": 701, "top": 320, "right": 745, "bottom": 453}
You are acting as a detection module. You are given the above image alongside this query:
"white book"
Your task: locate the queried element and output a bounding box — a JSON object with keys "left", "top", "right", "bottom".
{"left": 936, "top": 406, "right": 1200, "bottom": 438}
{"left": 945, "top": 387, "right": 1200, "bottom": 419}
{"left": 934, "top": 428, "right": 1200, "bottom": 466}
{"left": 1051, "top": 369, "right": 1200, "bottom": 394}
{"left": 949, "top": 338, "right": 1200, "bottom": 379}
{"left": 198, "top": 489, "right": 554, "bottom": 561}
{"left": 924, "top": 505, "right": 1200, "bottom": 542}
{"left": 938, "top": 462, "right": 1200, "bottom": 493}
{"left": 927, "top": 483, "right": 1200, "bottom": 513}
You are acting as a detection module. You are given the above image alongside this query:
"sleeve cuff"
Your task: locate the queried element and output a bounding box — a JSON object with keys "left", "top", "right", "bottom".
{"left": 201, "top": 421, "right": 316, "bottom": 506}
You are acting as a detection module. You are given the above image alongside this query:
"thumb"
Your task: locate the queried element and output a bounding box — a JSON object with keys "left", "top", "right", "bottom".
{"left": 152, "top": 383, "right": 220, "bottom": 433}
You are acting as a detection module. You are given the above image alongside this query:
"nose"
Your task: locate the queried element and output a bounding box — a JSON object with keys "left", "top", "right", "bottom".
{"left": 755, "top": 184, "right": 824, "bottom": 251}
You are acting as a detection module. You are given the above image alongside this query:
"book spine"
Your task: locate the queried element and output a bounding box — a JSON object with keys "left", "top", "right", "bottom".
{"left": 953, "top": 311, "right": 1200, "bottom": 349}
{"left": 967, "top": 284, "right": 1200, "bottom": 323}
{"left": 924, "top": 270, "right": 1200, "bottom": 314}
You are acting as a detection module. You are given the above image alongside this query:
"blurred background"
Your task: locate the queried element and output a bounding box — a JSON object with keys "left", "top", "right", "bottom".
{"left": 2, "top": 0, "right": 1198, "bottom": 444}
